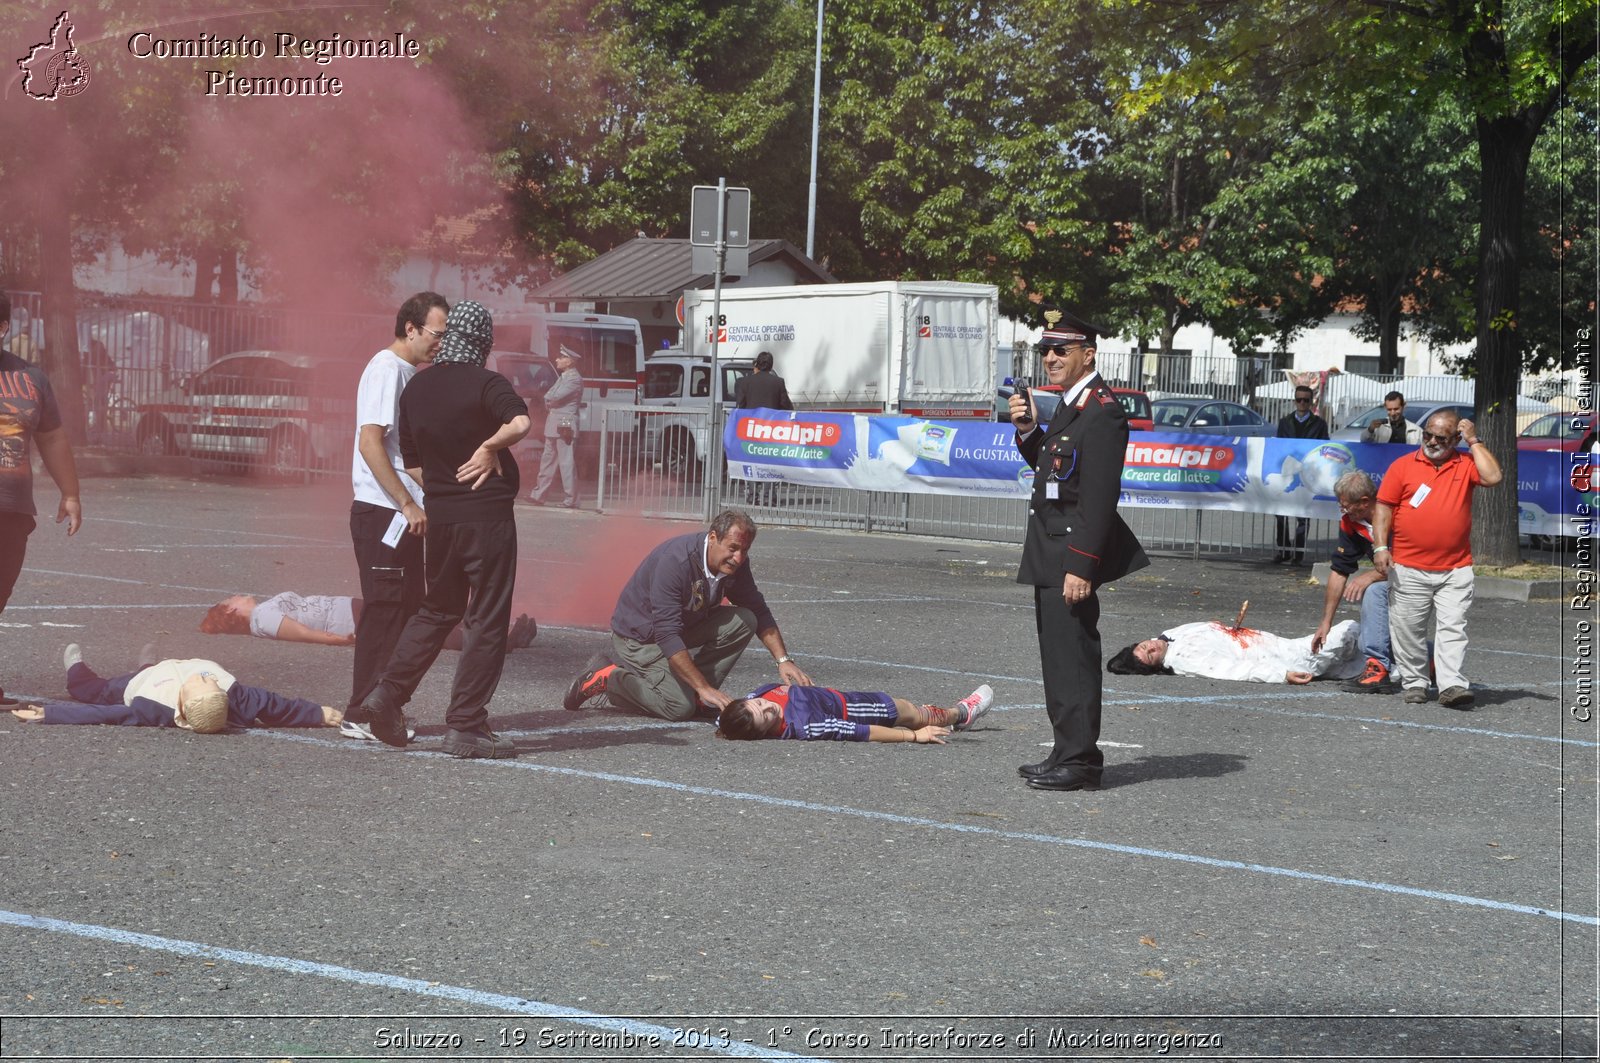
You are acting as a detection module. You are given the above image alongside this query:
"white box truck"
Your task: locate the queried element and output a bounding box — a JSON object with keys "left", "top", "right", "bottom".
{"left": 679, "top": 281, "right": 999, "bottom": 418}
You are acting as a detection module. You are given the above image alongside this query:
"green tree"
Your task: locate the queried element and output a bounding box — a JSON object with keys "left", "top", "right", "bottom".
{"left": 1077, "top": 39, "right": 1319, "bottom": 358}
{"left": 414, "top": 0, "right": 814, "bottom": 284}
{"left": 1099, "top": 0, "right": 1598, "bottom": 564}
{"left": 812, "top": 1, "right": 1140, "bottom": 324}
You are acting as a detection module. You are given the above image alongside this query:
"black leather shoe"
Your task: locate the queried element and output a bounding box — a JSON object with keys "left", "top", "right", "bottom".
{"left": 1025, "top": 766, "right": 1102, "bottom": 791}
{"left": 1017, "top": 760, "right": 1054, "bottom": 778}
{"left": 441, "top": 728, "right": 518, "bottom": 759}
{"left": 361, "top": 690, "right": 410, "bottom": 748}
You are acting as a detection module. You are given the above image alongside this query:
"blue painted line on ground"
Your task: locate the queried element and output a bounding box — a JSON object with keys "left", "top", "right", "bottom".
{"left": 803, "top": 654, "right": 1591, "bottom": 747}
{"left": 91, "top": 517, "right": 343, "bottom": 545}
{"left": 257, "top": 732, "right": 1598, "bottom": 927}
{"left": 1476, "top": 646, "right": 1567, "bottom": 660}
{"left": 2, "top": 602, "right": 216, "bottom": 611}
{"left": 0, "top": 910, "right": 833, "bottom": 1063}
{"left": 1156, "top": 700, "right": 1598, "bottom": 747}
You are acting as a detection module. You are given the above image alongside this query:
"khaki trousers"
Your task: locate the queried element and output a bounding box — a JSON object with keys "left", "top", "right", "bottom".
{"left": 608, "top": 606, "right": 757, "bottom": 721}
{"left": 1389, "top": 563, "right": 1474, "bottom": 691}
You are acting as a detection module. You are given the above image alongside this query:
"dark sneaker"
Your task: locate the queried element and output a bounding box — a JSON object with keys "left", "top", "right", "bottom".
{"left": 360, "top": 689, "right": 410, "bottom": 748}
{"left": 1402, "top": 687, "right": 1429, "bottom": 705}
{"left": 1438, "top": 686, "right": 1475, "bottom": 710}
{"left": 340, "top": 717, "right": 416, "bottom": 742}
{"left": 560, "top": 656, "right": 614, "bottom": 704}
{"left": 563, "top": 653, "right": 616, "bottom": 711}
{"left": 441, "top": 728, "right": 518, "bottom": 759}
{"left": 1340, "top": 657, "right": 1393, "bottom": 694}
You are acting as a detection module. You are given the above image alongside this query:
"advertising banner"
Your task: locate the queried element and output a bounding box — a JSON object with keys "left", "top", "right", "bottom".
{"left": 724, "top": 410, "right": 1589, "bottom": 536}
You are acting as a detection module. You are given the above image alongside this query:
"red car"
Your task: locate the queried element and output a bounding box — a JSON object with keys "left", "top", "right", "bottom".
{"left": 1112, "top": 387, "right": 1154, "bottom": 432}
{"left": 1517, "top": 412, "right": 1591, "bottom": 453}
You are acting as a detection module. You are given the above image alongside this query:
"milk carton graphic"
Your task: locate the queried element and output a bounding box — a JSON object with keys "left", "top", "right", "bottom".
{"left": 851, "top": 418, "right": 960, "bottom": 488}
{"left": 897, "top": 421, "right": 957, "bottom": 467}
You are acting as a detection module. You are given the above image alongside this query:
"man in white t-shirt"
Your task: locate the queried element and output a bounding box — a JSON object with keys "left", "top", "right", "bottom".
{"left": 344, "top": 292, "right": 448, "bottom": 739}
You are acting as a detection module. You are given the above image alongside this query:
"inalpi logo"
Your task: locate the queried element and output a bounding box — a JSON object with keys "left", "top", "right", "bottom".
{"left": 17, "top": 11, "right": 92, "bottom": 101}
{"left": 1124, "top": 441, "right": 1234, "bottom": 469}
{"left": 738, "top": 419, "right": 842, "bottom": 448}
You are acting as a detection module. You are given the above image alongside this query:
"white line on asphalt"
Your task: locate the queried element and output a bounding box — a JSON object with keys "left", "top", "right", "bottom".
{"left": 800, "top": 655, "right": 1588, "bottom": 746}
{"left": 0, "top": 911, "right": 833, "bottom": 1063}
{"left": 256, "top": 732, "right": 1599, "bottom": 927}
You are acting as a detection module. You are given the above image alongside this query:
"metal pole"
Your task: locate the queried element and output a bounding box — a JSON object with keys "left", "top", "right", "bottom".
{"left": 708, "top": 178, "right": 727, "bottom": 523}
{"left": 805, "top": 0, "right": 823, "bottom": 259}
{"left": 596, "top": 413, "right": 610, "bottom": 512}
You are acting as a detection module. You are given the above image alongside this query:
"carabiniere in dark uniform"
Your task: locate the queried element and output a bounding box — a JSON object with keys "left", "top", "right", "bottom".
{"left": 1013, "top": 311, "right": 1148, "bottom": 791}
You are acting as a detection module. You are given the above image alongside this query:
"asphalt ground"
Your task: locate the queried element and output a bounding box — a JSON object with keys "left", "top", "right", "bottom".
{"left": 0, "top": 473, "right": 1595, "bottom": 1062}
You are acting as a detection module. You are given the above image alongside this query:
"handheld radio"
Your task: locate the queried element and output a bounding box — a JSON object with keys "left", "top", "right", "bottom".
{"left": 1013, "top": 377, "right": 1033, "bottom": 424}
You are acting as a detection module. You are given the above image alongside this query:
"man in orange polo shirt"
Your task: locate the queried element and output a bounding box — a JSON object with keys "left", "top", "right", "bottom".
{"left": 1372, "top": 410, "right": 1503, "bottom": 708}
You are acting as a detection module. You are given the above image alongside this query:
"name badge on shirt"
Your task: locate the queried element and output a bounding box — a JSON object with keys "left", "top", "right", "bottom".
{"left": 1045, "top": 481, "right": 1060, "bottom": 500}
{"left": 1410, "top": 483, "right": 1432, "bottom": 508}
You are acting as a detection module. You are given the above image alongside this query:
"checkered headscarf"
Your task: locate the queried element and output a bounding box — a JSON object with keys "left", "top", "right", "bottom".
{"left": 432, "top": 300, "right": 493, "bottom": 367}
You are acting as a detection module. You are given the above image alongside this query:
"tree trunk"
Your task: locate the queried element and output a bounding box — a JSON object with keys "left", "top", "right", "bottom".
{"left": 1469, "top": 111, "right": 1535, "bottom": 567}
{"left": 192, "top": 246, "right": 218, "bottom": 301}
{"left": 218, "top": 250, "right": 239, "bottom": 304}
{"left": 33, "top": 109, "right": 84, "bottom": 440}
{"left": 1373, "top": 276, "right": 1403, "bottom": 375}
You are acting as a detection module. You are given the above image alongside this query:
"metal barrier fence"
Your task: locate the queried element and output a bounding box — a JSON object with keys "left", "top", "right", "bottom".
{"left": 4, "top": 288, "right": 1578, "bottom": 547}
{"left": 3, "top": 290, "right": 387, "bottom": 456}
{"left": 594, "top": 404, "right": 1338, "bottom": 559}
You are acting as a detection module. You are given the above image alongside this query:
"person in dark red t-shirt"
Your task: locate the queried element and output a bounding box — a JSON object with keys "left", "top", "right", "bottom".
{"left": 1373, "top": 410, "right": 1503, "bottom": 709}
{"left": 0, "top": 292, "right": 83, "bottom": 708}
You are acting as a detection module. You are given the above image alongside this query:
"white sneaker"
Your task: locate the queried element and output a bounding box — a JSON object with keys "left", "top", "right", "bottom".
{"left": 63, "top": 643, "right": 83, "bottom": 671}
{"left": 955, "top": 684, "right": 993, "bottom": 730}
{"left": 340, "top": 717, "right": 417, "bottom": 742}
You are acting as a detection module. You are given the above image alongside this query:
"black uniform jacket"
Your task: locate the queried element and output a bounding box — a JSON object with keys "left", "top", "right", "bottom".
{"left": 1015, "top": 377, "right": 1149, "bottom": 588}
{"left": 733, "top": 371, "right": 793, "bottom": 411}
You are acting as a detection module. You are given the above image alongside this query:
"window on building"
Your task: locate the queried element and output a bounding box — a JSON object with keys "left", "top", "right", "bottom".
{"left": 1345, "top": 356, "right": 1403, "bottom": 377}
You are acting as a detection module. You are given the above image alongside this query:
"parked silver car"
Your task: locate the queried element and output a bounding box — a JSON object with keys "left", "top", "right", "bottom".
{"left": 1329, "top": 401, "right": 1476, "bottom": 442}
{"left": 134, "top": 351, "right": 357, "bottom": 479}
{"left": 1151, "top": 398, "right": 1275, "bottom": 436}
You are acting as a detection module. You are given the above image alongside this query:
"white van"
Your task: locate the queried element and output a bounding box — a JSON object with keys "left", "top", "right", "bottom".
{"left": 490, "top": 310, "right": 645, "bottom": 441}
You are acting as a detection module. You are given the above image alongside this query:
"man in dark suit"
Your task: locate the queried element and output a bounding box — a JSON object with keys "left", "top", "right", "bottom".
{"left": 1273, "top": 383, "right": 1330, "bottom": 564}
{"left": 733, "top": 350, "right": 793, "bottom": 412}
{"left": 1010, "top": 311, "right": 1148, "bottom": 791}
{"left": 733, "top": 351, "right": 793, "bottom": 504}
